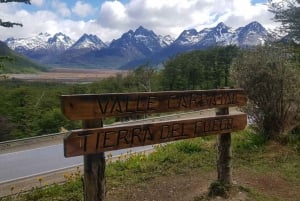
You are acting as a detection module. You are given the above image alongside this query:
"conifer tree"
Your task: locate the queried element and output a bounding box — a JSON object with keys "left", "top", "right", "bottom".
{"left": 269, "top": 0, "right": 300, "bottom": 41}
{"left": 0, "top": 0, "right": 31, "bottom": 72}
{"left": 0, "top": 0, "right": 31, "bottom": 28}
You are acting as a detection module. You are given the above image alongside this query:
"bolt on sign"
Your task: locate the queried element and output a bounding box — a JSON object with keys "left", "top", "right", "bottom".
{"left": 61, "top": 89, "right": 248, "bottom": 157}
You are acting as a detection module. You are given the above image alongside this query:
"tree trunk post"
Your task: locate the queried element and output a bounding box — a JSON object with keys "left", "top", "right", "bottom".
{"left": 216, "top": 107, "right": 232, "bottom": 185}
{"left": 83, "top": 119, "right": 106, "bottom": 201}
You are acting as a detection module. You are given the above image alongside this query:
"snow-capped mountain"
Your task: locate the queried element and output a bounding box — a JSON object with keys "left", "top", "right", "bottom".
{"left": 109, "top": 26, "right": 168, "bottom": 56}
{"left": 174, "top": 21, "right": 270, "bottom": 49}
{"left": 70, "top": 34, "right": 107, "bottom": 50}
{"left": 47, "top": 32, "right": 74, "bottom": 50}
{"left": 236, "top": 21, "right": 270, "bottom": 46}
{"left": 5, "top": 32, "right": 74, "bottom": 52}
{"left": 4, "top": 21, "right": 272, "bottom": 69}
{"left": 5, "top": 32, "right": 74, "bottom": 63}
{"left": 159, "top": 35, "right": 174, "bottom": 47}
{"left": 5, "top": 32, "right": 51, "bottom": 52}
{"left": 121, "top": 21, "right": 271, "bottom": 69}
{"left": 196, "top": 22, "right": 237, "bottom": 47}
{"left": 174, "top": 29, "right": 202, "bottom": 46}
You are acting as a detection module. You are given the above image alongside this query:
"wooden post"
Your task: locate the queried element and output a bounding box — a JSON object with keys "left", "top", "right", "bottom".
{"left": 83, "top": 119, "right": 105, "bottom": 201}
{"left": 60, "top": 89, "right": 248, "bottom": 199}
{"left": 216, "top": 107, "right": 232, "bottom": 184}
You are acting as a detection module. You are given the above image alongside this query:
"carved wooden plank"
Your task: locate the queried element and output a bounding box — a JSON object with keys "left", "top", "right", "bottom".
{"left": 64, "top": 113, "right": 247, "bottom": 157}
{"left": 61, "top": 89, "right": 247, "bottom": 120}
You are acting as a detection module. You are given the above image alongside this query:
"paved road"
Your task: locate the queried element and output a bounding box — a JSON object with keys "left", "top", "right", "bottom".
{"left": 0, "top": 144, "right": 152, "bottom": 183}
{"left": 0, "top": 110, "right": 218, "bottom": 184}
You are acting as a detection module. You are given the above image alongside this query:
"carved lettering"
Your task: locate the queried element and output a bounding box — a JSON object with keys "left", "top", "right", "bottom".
{"left": 103, "top": 131, "right": 116, "bottom": 148}
{"left": 61, "top": 89, "right": 247, "bottom": 120}
{"left": 136, "top": 96, "right": 145, "bottom": 112}
{"left": 147, "top": 96, "right": 157, "bottom": 111}
{"left": 194, "top": 121, "right": 204, "bottom": 136}
{"left": 170, "top": 123, "right": 183, "bottom": 137}
{"left": 125, "top": 96, "right": 135, "bottom": 113}
{"left": 168, "top": 95, "right": 179, "bottom": 109}
{"left": 97, "top": 97, "right": 109, "bottom": 114}
{"left": 110, "top": 96, "right": 122, "bottom": 113}
{"left": 62, "top": 90, "right": 248, "bottom": 157}
{"left": 117, "top": 130, "right": 130, "bottom": 145}
{"left": 131, "top": 127, "right": 143, "bottom": 145}
{"left": 160, "top": 125, "right": 170, "bottom": 139}
{"left": 143, "top": 126, "right": 154, "bottom": 142}
{"left": 64, "top": 114, "right": 246, "bottom": 157}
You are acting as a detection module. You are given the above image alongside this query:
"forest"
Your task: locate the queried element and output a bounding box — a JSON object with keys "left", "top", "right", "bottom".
{"left": 0, "top": 0, "right": 299, "bottom": 145}
{"left": 0, "top": 46, "right": 237, "bottom": 141}
{"left": 1, "top": 44, "right": 299, "bottom": 143}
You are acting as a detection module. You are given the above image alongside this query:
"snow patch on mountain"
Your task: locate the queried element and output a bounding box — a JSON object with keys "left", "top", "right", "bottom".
{"left": 5, "top": 32, "right": 51, "bottom": 50}
{"left": 4, "top": 21, "right": 272, "bottom": 68}
{"left": 70, "top": 34, "right": 107, "bottom": 50}
{"left": 47, "top": 32, "right": 74, "bottom": 50}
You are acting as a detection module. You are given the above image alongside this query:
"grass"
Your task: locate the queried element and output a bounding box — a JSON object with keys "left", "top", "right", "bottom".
{"left": 232, "top": 130, "right": 300, "bottom": 184}
{"left": 1, "top": 129, "right": 299, "bottom": 201}
{"left": 106, "top": 138, "right": 216, "bottom": 187}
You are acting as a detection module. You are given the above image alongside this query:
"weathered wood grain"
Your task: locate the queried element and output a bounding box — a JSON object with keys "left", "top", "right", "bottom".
{"left": 61, "top": 89, "right": 247, "bottom": 120}
{"left": 64, "top": 113, "right": 247, "bottom": 157}
{"left": 82, "top": 119, "right": 105, "bottom": 201}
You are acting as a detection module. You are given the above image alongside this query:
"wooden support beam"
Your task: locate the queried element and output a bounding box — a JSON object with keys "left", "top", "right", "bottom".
{"left": 216, "top": 107, "right": 232, "bottom": 185}
{"left": 60, "top": 89, "right": 248, "bottom": 200}
{"left": 82, "top": 119, "right": 105, "bottom": 201}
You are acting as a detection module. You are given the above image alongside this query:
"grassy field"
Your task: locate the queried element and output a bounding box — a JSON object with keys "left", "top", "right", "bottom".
{"left": 1, "top": 130, "right": 300, "bottom": 201}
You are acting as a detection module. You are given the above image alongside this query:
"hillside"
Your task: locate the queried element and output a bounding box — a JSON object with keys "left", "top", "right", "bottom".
{"left": 0, "top": 41, "right": 46, "bottom": 73}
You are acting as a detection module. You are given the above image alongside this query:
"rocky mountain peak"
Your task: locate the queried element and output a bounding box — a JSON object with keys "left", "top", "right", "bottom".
{"left": 4, "top": 21, "right": 273, "bottom": 69}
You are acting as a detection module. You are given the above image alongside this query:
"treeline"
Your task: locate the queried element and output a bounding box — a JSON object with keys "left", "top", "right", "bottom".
{"left": 161, "top": 46, "right": 238, "bottom": 90}
{"left": 0, "top": 46, "right": 238, "bottom": 141}
{"left": 1, "top": 44, "right": 299, "bottom": 142}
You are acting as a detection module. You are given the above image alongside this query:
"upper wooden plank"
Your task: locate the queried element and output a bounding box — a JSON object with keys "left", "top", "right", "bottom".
{"left": 61, "top": 89, "right": 247, "bottom": 120}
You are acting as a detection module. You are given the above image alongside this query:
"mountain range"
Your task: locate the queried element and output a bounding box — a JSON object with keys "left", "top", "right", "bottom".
{"left": 4, "top": 21, "right": 271, "bottom": 69}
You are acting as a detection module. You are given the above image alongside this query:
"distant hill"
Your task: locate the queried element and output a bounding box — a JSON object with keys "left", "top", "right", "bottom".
{"left": 0, "top": 41, "right": 45, "bottom": 73}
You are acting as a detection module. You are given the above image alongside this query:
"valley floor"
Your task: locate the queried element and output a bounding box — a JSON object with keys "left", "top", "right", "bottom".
{"left": 4, "top": 68, "right": 127, "bottom": 84}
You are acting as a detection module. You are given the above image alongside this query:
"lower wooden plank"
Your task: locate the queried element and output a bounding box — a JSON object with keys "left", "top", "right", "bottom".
{"left": 64, "top": 113, "right": 247, "bottom": 157}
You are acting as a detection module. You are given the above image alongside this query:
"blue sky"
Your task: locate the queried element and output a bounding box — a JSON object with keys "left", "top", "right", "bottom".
{"left": 0, "top": 0, "right": 276, "bottom": 42}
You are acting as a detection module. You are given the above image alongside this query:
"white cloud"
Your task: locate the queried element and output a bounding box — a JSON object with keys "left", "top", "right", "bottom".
{"left": 72, "top": 1, "right": 94, "bottom": 17}
{"left": 99, "top": 1, "right": 128, "bottom": 29}
{"left": 51, "top": 0, "right": 71, "bottom": 17}
{"left": 96, "top": 0, "right": 276, "bottom": 40}
{"left": 0, "top": 0, "right": 277, "bottom": 42}
{"left": 31, "top": 0, "right": 44, "bottom": 7}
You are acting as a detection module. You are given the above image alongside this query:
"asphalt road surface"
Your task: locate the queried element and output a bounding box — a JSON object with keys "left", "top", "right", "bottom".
{"left": 0, "top": 110, "right": 217, "bottom": 184}
{"left": 0, "top": 144, "right": 152, "bottom": 183}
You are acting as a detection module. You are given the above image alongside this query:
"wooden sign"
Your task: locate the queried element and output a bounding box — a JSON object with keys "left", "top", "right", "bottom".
{"left": 64, "top": 113, "right": 247, "bottom": 157}
{"left": 61, "top": 89, "right": 247, "bottom": 120}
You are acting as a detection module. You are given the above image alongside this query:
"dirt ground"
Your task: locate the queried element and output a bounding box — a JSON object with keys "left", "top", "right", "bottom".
{"left": 106, "top": 142, "right": 300, "bottom": 201}
{"left": 1, "top": 141, "right": 299, "bottom": 200}
{"left": 2, "top": 134, "right": 299, "bottom": 200}
{"left": 106, "top": 167, "right": 299, "bottom": 201}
